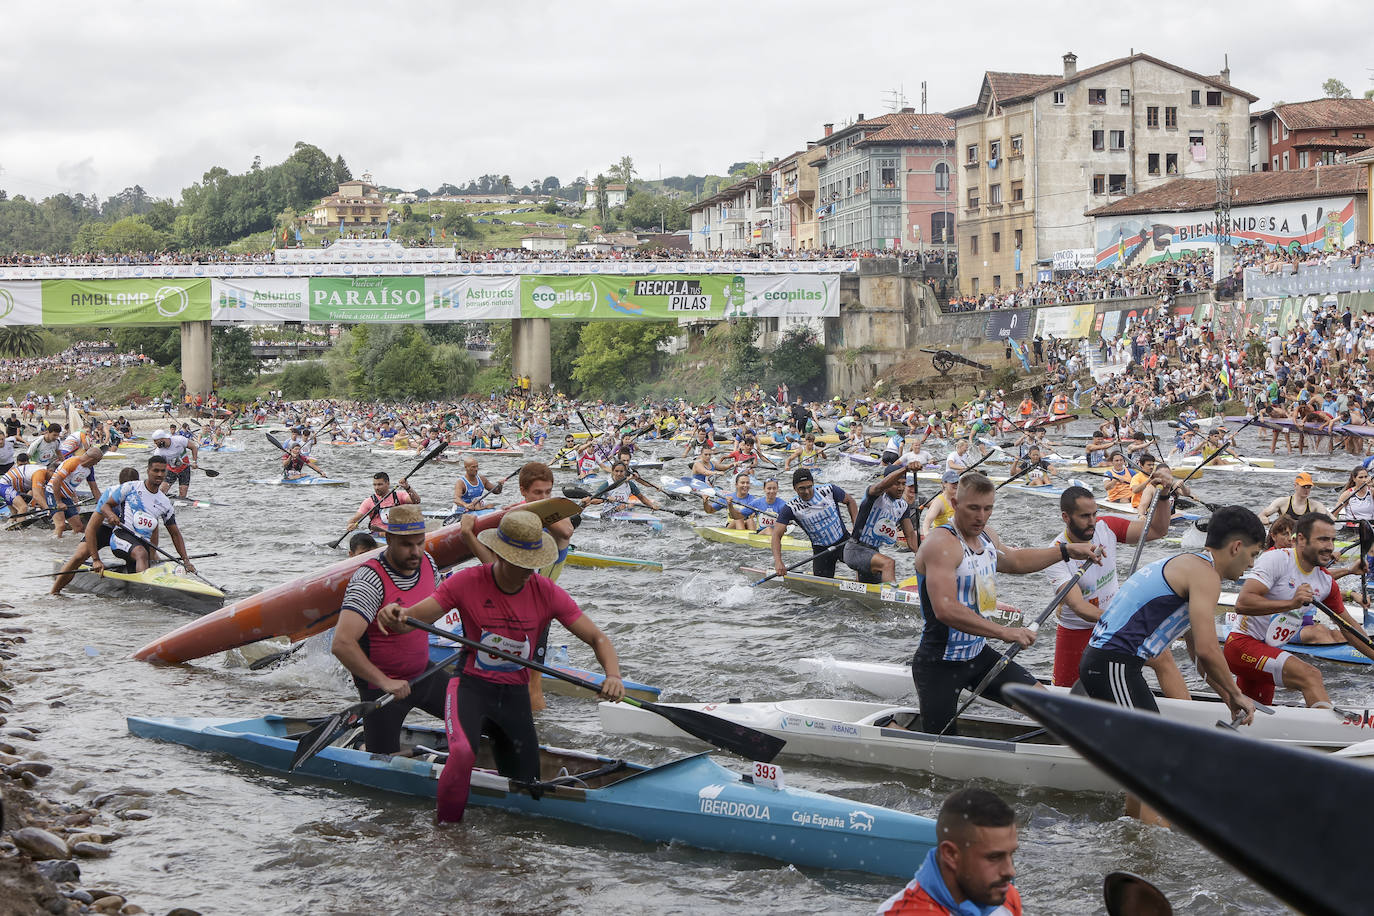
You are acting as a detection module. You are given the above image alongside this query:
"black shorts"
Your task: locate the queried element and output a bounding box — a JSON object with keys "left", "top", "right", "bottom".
{"left": 811, "top": 541, "right": 842, "bottom": 578}
{"left": 356, "top": 666, "right": 451, "bottom": 755}
{"left": 167, "top": 465, "right": 192, "bottom": 486}
{"left": 880, "top": 451, "right": 899, "bottom": 465}
{"left": 1077, "top": 646, "right": 1158, "bottom": 713}
{"left": 449, "top": 675, "right": 541, "bottom": 781}
{"left": 843, "top": 541, "right": 884, "bottom": 583}
{"left": 911, "top": 645, "right": 1039, "bottom": 736}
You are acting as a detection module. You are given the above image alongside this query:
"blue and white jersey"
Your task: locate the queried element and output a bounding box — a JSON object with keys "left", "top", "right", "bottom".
{"left": 108, "top": 480, "right": 177, "bottom": 540}
{"left": 753, "top": 496, "right": 786, "bottom": 529}
{"left": 458, "top": 476, "right": 487, "bottom": 503}
{"left": 852, "top": 490, "right": 914, "bottom": 549}
{"left": 884, "top": 433, "right": 904, "bottom": 455}
{"left": 1089, "top": 552, "right": 1209, "bottom": 659}
{"left": 916, "top": 524, "right": 999, "bottom": 662}
{"left": 775, "top": 484, "right": 848, "bottom": 547}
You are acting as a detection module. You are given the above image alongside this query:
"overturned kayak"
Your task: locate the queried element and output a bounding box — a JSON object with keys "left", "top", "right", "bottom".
{"left": 127, "top": 714, "right": 937, "bottom": 879}
{"left": 61, "top": 562, "right": 225, "bottom": 614}
{"left": 693, "top": 526, "right": 810, "bottom": 552}
{"left": 565, "top": 550, "right": 663, "bottom": 572}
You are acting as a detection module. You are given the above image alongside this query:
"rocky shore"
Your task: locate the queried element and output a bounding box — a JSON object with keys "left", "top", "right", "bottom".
{"left": 0, "top": 604, "right": 195, "bottom": 916}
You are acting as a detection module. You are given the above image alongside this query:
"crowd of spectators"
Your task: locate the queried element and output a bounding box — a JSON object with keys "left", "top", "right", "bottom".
{"left": 0, "top": 343, "right": 150, "bottom": 386}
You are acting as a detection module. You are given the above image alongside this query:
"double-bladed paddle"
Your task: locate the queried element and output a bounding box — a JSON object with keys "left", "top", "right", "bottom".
{"left": 113, "top": 524, "right": 224, "bottom": 592}
{"left": 1360, "top": 521, "right": 1374, "bottom": 612}
{"left": 751, "top": 541, "right": 846, "bottom": 587}
{"left": 288, "top": 648, "right": 464, "bottom": 771}
{"left": 327, "top": 440, "right": 450, "bottom": 549}
{"left": 1311, "top": 596, "right": 1374, "bottom": 657}
{"left": 406, "top": 617, "right": 784, "bottom": 763}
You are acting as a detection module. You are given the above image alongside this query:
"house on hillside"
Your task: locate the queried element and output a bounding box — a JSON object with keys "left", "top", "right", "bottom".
{"left": 520, "top": 232, "right": 568, "bottom": 253}
{"left": 584, "top": 184, "right": 628, "bottom": 209}
{"left": 311, "top": 178, "right": 389, "bottom": 227}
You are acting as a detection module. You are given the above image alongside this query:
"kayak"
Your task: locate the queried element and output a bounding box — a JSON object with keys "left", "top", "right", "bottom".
{"left": 426, "top": 643, "right": 662, "bottom": 702}
{"left": 599, "top": 696, "right": 1122, "bottom": 792}
{"left": 250, "top": 476, "right": 350, "bottom": 487}
{"left": 796, "top": 657, "right": 1374, "bottom": 744}
{"left": 171, "top": 498, "right": 222, "bottom": 509}
{"left": 565, "top": 550, "right": 662, "bottom": 572}
{"left": 1005, "top": 685, "right": 1367, "bottom": 916}
{"left": 422, "top": 506, "right": 497, "bottom": 521}
{"left": 127, "top": 714, "right": 937, "bottom": 879}
{"left": 133, "top": 498, "right": 582, "bottom": 664}
{"left": 581, "top": 507, "right": 663, "bottom": 534}
{"left": 61, "top": 562, "right": 225, "bottom": 614}
{"left": 370, "top": 448, "right": 421, "bottom": 458}
{"left": 693, "top": 525, "right": 810, "bottom": 552}
{"left": 444, "top": 447, "right": 524, "bottom": 457}
{"left": 660, "top": 476, "right": 717, "bottom": 498}
{"left": 738, "top": 566, "right": 1023, "bottom": 621}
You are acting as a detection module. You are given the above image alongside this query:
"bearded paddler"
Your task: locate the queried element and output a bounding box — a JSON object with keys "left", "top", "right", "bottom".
{"left": 769, "top": 468, "right": 856, "bottom": 579}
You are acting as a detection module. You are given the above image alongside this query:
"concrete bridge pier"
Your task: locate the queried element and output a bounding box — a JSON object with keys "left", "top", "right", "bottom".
{"left": 511, "top": 318, "right": 551, "bottom": 392}
{"left": 181, "top": 320, "right": 213, "bottom": 398}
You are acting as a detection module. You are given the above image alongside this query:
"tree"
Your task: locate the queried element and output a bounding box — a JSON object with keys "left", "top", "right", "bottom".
{"left": 593, "top": 174, "right": 609, "bottom": 222}
{"left": 401, "top": 203, "right": 413, "bottom": 222}
{"left": 542, "top": 176, "right": 561, "bottom": 193}
{"left": 768, "top": 325, "right": 826, "bottom": 399}
{"left": 100, "top": 217, "right": 167, "bottom": 253}
{"left": 212, "top": 326, "right": 256, "bottom": 386}
{"left": 113, "top": 327, "right": 180, "bottom": 367}
{"left": 722, "top": 318, "right": 766, "bottom": 390}
{"left": 501, "top": 175, "right": 513, "bottom": 193}
{"left": 549, "top": 321, "right": 586, "bottom": 394}
{"left": 372, "top": 326, "right": 443, "bottom": 398}
{"left": 571, "top": 321, "right": 676, "bottom": 400}
{"left": 613, "top": 156, "right": 636, "bottom": 191}
{"left": 333, "top": 155, "right": 352, "bottom": 184}
{"left": 1323, "top": 78, "right": 1353, "bottom": 99}
{"left": 0, "top": 327, "right": 45, "bottom": 358}
{"left": 1365, "top": 89, "right": 1374, "bottom": 100}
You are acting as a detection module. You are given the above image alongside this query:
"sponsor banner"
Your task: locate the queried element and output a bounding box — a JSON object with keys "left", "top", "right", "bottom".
{"left": 41, "top": 278, "right": 210, "bottom": 325}
{"left": 1245, "top": 259, "right": 1374, "bottom": 300}
{"left": 738, "top": 275, "right": 839, "bottom": 318}
{"left": 1033, "top": 304, "right": 1095, "bottom": 339}
{"left": 983, "top": 309, "right": 1030, "bottom": 341}
{"left": 0, "top": 281, "right": 44, "bottom": 327}
{"left": 425, "top": 276, "right": 521, "bottom": 320}
{"left": 1052, "top": 249, "right": 1095, "bottom": 271}
{"left": 521, "top": 275, "right": 738, "bottom": 320}
{"left": 1095, "top": 196, "right": 1357, "bottom": 269}
{"left": 308, "top": 277, "right": 424, "bottom": 322}
{"left": 211, "top": 278, "right": 308, "bottom": 322}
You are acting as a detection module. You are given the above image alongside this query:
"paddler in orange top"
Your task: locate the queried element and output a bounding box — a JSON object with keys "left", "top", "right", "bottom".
{"left": 1017, "top": 397, "right": 1036, "bottom": 418}
{"left": 47, "top": 447, "right": 104, "bottom": 539}
{"left": 1049, "top": 392, "right": 1070, "bottom": 417}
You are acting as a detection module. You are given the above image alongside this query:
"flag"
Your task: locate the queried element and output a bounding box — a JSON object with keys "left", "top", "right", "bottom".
{"left": 1219, "top": 359, "right": 1232, "bottom": 393}
{"left": 281, "top": 227, "right": 288, "bottom": 242}
{"left": 294, "top": 228, "right": 302, "bottom": 242}
{"left": 430, "top": 226, "right": 436, "bottom": 239}
{"left": 441, "top": 228, "right": 446, "bottom": 239}
{"left": 339, "top": 217, "right": 345, "bottom": 234}
{"left": 1117, "top": 230, "right": 1126, "bottom": 266}
{"left": 384, "top": 219, "right": 391, "bottom": 238}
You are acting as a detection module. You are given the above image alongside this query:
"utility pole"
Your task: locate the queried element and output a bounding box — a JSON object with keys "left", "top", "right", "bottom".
{"left": 1213, "top": 121, "right": 1234, "bottom": 280}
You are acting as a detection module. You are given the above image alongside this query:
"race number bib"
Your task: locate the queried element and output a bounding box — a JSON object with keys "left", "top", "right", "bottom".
{"left": 433, "top": 609, "right": 464, "bottom": 646}
{"left": 475, "top": 631, "right": 530, "bottom": 673}
{"left": 976, "top": 571, "right": 999, "bottom": 617}
{"left": 1266, "top": 612, "right": 1302, "bottom": 647}
{"left": 875, "top": 517, "right": 898, "bottom": 543}
{"left": 133, "top": 512, "right": 158, "bottom": 533}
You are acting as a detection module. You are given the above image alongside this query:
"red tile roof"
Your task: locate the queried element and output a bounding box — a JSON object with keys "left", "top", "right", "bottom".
{"left": 1290, "top": 136, "right": 1373, "bottom": 150}
{"left": 1085, "top": 164, "right": 1368, "bottom": 216}
{"left": 987, "top": 71, "right": 1062, "bottom": 103}
{"left": 1274, "top": 98, "right": 1374, "bottom": 131}
{"left": 854, "top": 112, "right": 956, "bottom": 145}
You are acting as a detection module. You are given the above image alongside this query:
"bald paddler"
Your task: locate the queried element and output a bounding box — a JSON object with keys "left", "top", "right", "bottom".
{"left": 150, "top": 428, "right": 199, "bottom": 499}
{"left": 378, "top": 510, "right": 625, "bottom": 823}
{"left": 332, "top": 504, "right": 451, "bottom": 756}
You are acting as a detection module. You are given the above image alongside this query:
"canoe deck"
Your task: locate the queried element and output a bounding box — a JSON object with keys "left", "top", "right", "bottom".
{"left": 62, "top": 562, "right": 225, "bottom": 614}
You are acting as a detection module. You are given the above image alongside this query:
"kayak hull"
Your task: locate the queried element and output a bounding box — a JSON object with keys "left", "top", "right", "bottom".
{"left": 127, "top": 714, "right": 936, "bottom": 879}
{"left": 565, "top": 550, "right": 663, "bottom": 572}
{"left": 63, "top": 562, "right": 225, "bottom": 614}
{"left": 693, "top": 525, "right": 809, "bottom": 552}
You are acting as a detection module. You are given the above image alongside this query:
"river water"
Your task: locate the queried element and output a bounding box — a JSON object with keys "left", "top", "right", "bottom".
{"left": 4, "top": 423, "right": 1365, "bottom": 914}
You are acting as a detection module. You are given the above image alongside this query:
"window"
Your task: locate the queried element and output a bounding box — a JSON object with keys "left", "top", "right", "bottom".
{"left": 992, "top": 232, "right": 1001, "bottom": 252}
{"left": 970, "top": 277, "right": 979, "bottom": 294}
{"left": 1298, "top": 151, "right": 1309, "bottom": 168}
{"left": 1272, "top": 155, "right": 1279, "bottom": 170}
{"left": 1282, "top": 125, "right": 1289, "bottom": 140}
{"left": 1282, "top": 151, "right": 1289, "bottom": 169}
{"left": 988, "top": 184, "right": 1002, "bottom": 205}
{"left": 1206, "top": 90, "right": 1222, "bottom": 106}
{"left": 1121, "top": 89, "right": 1131, "bottom": 105}
{"left": 880, "top": 165, "right": 896, "bottom": 188}
{"left": 989, "top": 139, "right": 1001, "bottom": 160}
{"left": 993, "top": 275, "right": 1002, "bottom": 289}
{"left": 1356, "top": 132, "right": 1367, "bottom": 140}
{"left": 1110, "top": 130, "right": 1126, "bottom": 150}
{"left": 1148, "top": 153, "right": 1160, "bottom": 175}
{"left": 1109, "top": 174, "right": 1126, "bottom": 193}
{"left": 1165, "top": 107, "right": 1178, "bottom": 129}
{"left": 1015, "top": 273, "right": 1024, "bottom": 286}
{"left": 1089, "top": 88, "right": 1107, "bottom": 105}
{"left": 1147, "top": 106, "right": 1159, "bottom": 128}
{"left": 1189, "top": 130, "right": 1205, "bottom": 147}
{"left": 1010, "top": 135, "right": 1023, "bottom": 155}
{"left": 931, "top": 212, "right": 954, "bottom": 243}
{"left": 1271, "top": 120, "right": 1279, "bottom": 142}
{"left": 1166, "top": 153, "right": 1178, "bottom": 174}
{"left": 1092, "top": 174, "right": 1106, "bottom": 195}
{"left": 1092, "top": 129, "right": 1105, "bottom": 151}
{"left": 970, "top": 235, "right": 979, "bottom": 254}
{"left": 1011, "top": 180, "right": 1023, "bottom": 202}
{"left": 934, "top": 162, "right": 949, "bottom": 191}
{"left": 1014, "top": 229, "right": 1023, "bottom": 248}
{"left": 966, "top": 144, "right": 979, "bottom": 164}
{"left": 1190, "top": 89, "right": 1201, "bottom": 106}
{"left": 1053, "top": 90, "right": 1066, "bottom": 105}
{"left": 967, "top": 188, "right": 980, "bottom": 208}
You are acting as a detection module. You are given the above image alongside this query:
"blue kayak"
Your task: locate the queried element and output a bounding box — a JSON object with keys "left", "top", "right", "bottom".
{"left": 127, "top": 714, "right": 935, "bottom": 879}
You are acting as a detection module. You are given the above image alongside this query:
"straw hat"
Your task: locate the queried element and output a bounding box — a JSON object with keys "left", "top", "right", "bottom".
{"left": 477, "top": 510, "right": 557, "bottom": 569}
{"left": 386, "top": 504, "right": 426, "bottom": 535}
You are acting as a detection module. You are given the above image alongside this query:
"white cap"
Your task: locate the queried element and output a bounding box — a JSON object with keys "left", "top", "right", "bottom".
{"left": 152, "top": 428, "right": 169, "bottom": 441}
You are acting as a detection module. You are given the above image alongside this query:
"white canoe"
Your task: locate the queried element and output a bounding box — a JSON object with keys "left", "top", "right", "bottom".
{"left": 795, "top": 657, "right": 1374, "bottom": 746}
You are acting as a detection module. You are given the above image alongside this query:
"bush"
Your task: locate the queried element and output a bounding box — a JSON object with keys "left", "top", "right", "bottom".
{"left": 471, "top": 366, "right": 511, "bottom": 397}
{"left": 279, "top": 362, "right": 331, "bottom": 399}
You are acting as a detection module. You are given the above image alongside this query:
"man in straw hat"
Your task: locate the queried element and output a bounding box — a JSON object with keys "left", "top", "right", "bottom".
{"left": 379, "top": 509, "right": 625, "bottom": 823}
{"left": 333, "top": 504, "right": 450, "bottom": 757}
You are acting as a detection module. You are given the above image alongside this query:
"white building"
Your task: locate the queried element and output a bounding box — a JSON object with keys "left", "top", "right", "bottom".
{"left": 949, "top": 52, "right": 1256, "bottom": 293}
{"left": 686, "top": 174, "right": 773, "bottom": 253}
{"left": 583, "top": 183, "right": 628, "bottom": 209}
{"left": 520, "top": 233, "right": 569, "bottom": 253}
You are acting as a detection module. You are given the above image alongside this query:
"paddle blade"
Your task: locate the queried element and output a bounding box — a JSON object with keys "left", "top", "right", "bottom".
{"left": 1359, "top": 521, "right": 1374, "bottom": 557}
{"left": 288, "top": 700, "right": 378, "bottom": 771}
{"left": 1004, "top": 685, "right": 1368, "bottom": 916}
{"left": 266, "top": 433, "right": 286, "bottom": 453}
{"left": 563, "top": 486, "right": 591, "bottom": 500}
{"left": 201, "top": 467, "right": 220, "bottom": 477}
{"left": 632, "top": 698, "right": 786, "bottom": 763}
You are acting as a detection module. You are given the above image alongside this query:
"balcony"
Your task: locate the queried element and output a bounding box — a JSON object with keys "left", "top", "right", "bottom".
{"left": 872, "top": 187, "right": 900, "bottom": 200}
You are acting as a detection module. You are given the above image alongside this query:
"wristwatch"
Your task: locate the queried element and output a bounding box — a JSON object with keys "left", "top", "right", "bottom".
{"left": 1059, "top": 542, "right": 1071, "bottom": 563}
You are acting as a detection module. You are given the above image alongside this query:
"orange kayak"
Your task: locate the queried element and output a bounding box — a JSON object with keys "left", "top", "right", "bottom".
{"left": 133, "top": 498, "right": 580, "bottom": 664}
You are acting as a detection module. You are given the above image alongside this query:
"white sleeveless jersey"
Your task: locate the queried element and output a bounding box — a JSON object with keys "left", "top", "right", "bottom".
{"left": 1234, "top": 548, "right": 1339, "bottom": 646}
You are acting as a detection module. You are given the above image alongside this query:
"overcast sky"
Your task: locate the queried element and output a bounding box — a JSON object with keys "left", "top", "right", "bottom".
{"left": 3, "top": 1, "right": 1370, "bottom": 203}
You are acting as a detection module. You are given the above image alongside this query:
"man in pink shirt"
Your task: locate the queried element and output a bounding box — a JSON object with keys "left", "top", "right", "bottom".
{"left": 344, "top": 471, "right": 419, "bottom": 534}
{"left": 379, "top": 510, "right": 625, "bottom": 823}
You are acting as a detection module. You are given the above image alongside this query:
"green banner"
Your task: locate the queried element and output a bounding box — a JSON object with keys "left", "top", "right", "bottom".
{"left": 40, "top": 279, "right": 211, "bottom": 325}
{"left": 308, "top": 277, "right": 425, "bottom": 322}
{"left": 520, "top": 275, "right": 745, "bottom": 319}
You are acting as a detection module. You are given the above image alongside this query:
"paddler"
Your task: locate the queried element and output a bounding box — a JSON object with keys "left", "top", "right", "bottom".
{"left": 0, "top": 455, "right": 38, "bottom": 516}
{"left": 783, "top": 433, "right": 827, "bottom": 470}
{"left": 770, "top": 468, "right": 856, "bottom": 578}
{"left": 150, "top": 428, "right": 199, "bottom": 499}
{"left": 28, "top": 424, "right": 62, "bottom": 468}
{"left": 331, "top": 504, "right": 452, "bottom": 756}
{"left": 753, "top": 479, "right": 786, "bottom": 532}
{"left": 46, "top": 446, "right": 104, "bottom": 539}
{"left": 1227, "top": 512, "right": 1374, "bottom": 706}
{"left": 845, "top": 462, "right": 920, "bottom": 585}
{"left": 589, "top": 460, "right": 660, "bottom": 513}
{"left": 1258, "top": 472, "right": 1329, "bottom": 525}
{"left": 447, "top": 456, "right": 504, "bottom": 524}
{"left": 51, "top": 466, "right": 140, "bottom": 594}
{"left": 703, "top": 473, "right": 763, "bottom": 530}
{"left": 345, "top": 471, "right": 419, "bottom": 535}
{"left": 1103, "top": 452, "right": 1134, "bottom": 504}
{"left": 911, "top": 472, "right": 1102, "bottom": 735}
{"left": 85, "top": 455, "right": 196, "bottom": 576}
{"left": 377, "top": 509, "right": 625, "bottom": 823}
{"left": 1046, "top": 481, "right": 1183, "bottom": 693}
{"left": 919, "top": 470, "right": 961, "bottom": 539}
{"left": 280, "top": 443, "right": 325, "bottom": 480}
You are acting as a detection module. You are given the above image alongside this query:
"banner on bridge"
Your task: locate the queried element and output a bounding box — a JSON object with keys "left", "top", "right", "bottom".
{"left": 212, "top": 278, "right": 308, "bottom": 322}
{"left": 0, "top": 282, "right": 43, "bottom": 326}
{"left": 41, "top": 279, "right": 211, "bottom": 325}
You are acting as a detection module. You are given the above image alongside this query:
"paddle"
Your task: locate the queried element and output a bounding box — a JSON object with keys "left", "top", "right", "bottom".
{"left": 562, "top": 485, "right": 692, "bottom": 518}
{"left": 113, "top": 524, "right": 223, "bottom": 592}
{"left": 1361, "top": 521, "right": 1374, "bottom": 614}
{"left": 751, "top": 541, "right": 846, "bottom": 586}
{"left": 22, "top": 552, "right": 220, "bottom": 578}
{"left": 288, "top": 648, "right": 464, "bottom": 771}
{"left": 405, "top": 617, "right": 784, "bottom": 762}
{"left": 939, "top": 563, "right": 1094, "bottom": 735}
{"left": 327, "top": 440, "right": 451, "bottom": 549}
{"left": 1103, "top": 872, "right": 1173, "bottom": 916}
{"left": 5, "top": 495, "right": 98, "bottom": 522}
{"left": 1311, "top": 597, "right": 1374, "bottom": 656}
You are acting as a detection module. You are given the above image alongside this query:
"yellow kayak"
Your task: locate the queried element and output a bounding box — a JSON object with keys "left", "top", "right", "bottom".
{"left": 693, "top": 525, "right": 811, "bottom": 552}
{"left": 565, "top": 550, "right": 663, "bottom": 572}
{"left": 62, "top": 561, "right": 225, "bottom": 614}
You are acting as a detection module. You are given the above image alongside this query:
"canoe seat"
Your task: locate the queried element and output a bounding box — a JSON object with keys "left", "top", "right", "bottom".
{"left": 872, "top": 711, "right": 921, "bottom": 731}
